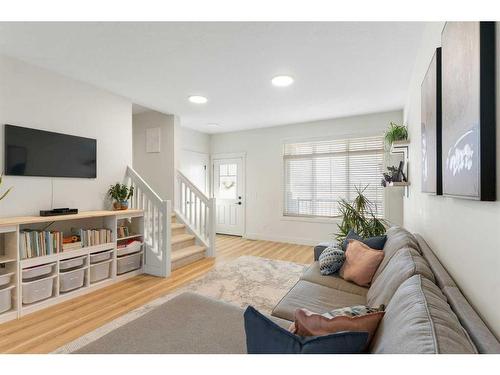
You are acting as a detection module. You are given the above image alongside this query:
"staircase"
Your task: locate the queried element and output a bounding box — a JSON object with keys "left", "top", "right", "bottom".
{"left": 170, "top": 213, "right": 207, "bottom": 270}
{"left": 124, "top": 166, "right": 216, "bottom": 277}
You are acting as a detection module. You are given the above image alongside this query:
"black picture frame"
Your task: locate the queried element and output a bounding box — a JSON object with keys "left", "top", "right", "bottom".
{"left": 421, "top": 47, "right": 442, "bottom": 195}
{"left": 441, "top": 22, "right": 496, "bottom": 201}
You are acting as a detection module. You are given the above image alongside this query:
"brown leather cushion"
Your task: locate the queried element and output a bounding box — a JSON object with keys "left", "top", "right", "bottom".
{"left": 291, "top": 308, "right": 384, "bottom": 345}
{"left": 339, "top": 240, "right": 384, "bottom": 287}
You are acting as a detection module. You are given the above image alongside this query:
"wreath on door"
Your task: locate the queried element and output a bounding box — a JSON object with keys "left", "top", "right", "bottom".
{"left": 222, "top": 181, "right": 235, "bottom": 189}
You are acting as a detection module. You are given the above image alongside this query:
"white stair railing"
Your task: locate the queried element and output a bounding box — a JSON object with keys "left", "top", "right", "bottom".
{"left": 125, "top": 166, "right": 171, "bottom": 277}
{"left": 175, "top": 170, "right": 216, "bottom": 257}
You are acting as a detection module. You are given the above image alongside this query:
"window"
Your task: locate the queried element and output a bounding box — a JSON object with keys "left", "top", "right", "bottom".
{"left": 283, "top": 136, "right": 384, "bottom": 218}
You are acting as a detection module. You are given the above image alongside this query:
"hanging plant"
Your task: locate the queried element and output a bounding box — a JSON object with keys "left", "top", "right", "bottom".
{"left": 384, "top": 122, "right": 408, "bottom": 150}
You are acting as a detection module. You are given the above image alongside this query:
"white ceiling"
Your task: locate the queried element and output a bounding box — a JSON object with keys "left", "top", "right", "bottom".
{"left": 0, "top": 22, "right": 426, "bottom": 133}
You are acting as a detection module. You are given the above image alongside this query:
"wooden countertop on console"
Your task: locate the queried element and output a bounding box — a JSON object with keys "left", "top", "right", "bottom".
{"left": 0, "top": 209, "right": 144, "bottom": 226}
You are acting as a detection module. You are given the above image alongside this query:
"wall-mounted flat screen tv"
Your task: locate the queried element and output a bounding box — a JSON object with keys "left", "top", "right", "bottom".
{"left": 4, "top": 125, "right": 97, "bottom": 178}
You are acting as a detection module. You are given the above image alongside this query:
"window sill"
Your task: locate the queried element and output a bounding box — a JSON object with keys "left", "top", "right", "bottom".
{"left": 280, "top": 215, "right": 341, "bottom": 224}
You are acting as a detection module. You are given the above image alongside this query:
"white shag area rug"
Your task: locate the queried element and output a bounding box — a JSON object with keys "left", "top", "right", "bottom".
{"left": 54, "top": 255, "right": 306, "bottom": 353}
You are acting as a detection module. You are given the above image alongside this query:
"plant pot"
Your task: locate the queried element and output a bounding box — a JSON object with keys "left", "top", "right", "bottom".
{"left": 113, "top": 201, "right": 128, "bottom": 210}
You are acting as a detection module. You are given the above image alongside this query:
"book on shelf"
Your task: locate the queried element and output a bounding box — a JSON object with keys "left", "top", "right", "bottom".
{"left": 79, "top": 228, "right": 112, "bottom": 247}
{"left": 19, "top": 230, "right": 63, "bottom": 259}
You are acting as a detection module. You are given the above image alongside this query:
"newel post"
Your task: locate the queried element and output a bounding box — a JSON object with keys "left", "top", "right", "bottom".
{"left": 208, "top": 197, "right": 216, "bottom": 257}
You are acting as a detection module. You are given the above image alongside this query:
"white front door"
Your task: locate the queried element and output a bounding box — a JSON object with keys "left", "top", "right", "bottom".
{"left": 213, "top": 157, "right": 245, "bottom": 236}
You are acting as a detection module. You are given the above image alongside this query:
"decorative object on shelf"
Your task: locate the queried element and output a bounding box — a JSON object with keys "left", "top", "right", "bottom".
{"left": 0, "top": 174, "right": 12, "bottom": 202}
{"left": 108, "top": 183, "right": 134, "bottom": 210}
{"left": 421, "top": 47, "right": 443, "bottom": 195}
{"left": 335, "top": 186, "right": 386, "bottom": 245}
{"left": 117, "top": 225, "right": 131, "bottom": 239}
{"left": 381, "top": 161, "right": 407, "bottom": 187}
{"left": 441, "top": 22, "right": 496, "bottom": 201}
{"left": 384, "top": 122, "right": 408, "bottom": 150}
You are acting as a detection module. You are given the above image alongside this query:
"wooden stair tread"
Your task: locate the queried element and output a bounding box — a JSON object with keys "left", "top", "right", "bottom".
{"left": 171, "top": 223, "right": 185, "bottom": 230}
{"left": 172, "top": 245, "right": 206, "bottom": 261}
{"left": 171, "top": 233, "right": 195, "bottom": 244}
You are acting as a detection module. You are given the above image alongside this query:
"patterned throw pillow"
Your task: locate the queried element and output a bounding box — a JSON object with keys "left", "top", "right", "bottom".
{"left": 318, "top": 245, "right": 345, "bottom": 275}
{"left": 323, "top": 304, "right": 385, "bottom": 319}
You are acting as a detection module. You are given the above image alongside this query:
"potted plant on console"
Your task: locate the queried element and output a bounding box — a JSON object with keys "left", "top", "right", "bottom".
{"left": 108, "top": 183, "right": 134, "bottom": 210}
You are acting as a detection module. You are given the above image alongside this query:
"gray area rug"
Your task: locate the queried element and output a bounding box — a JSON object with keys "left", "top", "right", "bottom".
{"left": 53, "top": 255, "right": 306, "bottom": 353}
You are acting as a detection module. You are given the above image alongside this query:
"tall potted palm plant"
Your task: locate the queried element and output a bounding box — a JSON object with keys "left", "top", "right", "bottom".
{"left": 335, "top": 186, "right": 386, "bottom": 244}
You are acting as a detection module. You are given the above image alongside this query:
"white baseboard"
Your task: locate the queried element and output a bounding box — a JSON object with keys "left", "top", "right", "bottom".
{"left": 243, "top": 232, "right": 320, "bottom": 246}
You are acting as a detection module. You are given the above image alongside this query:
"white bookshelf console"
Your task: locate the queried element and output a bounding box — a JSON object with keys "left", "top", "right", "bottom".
{"left": 0, "top": 210, "right": 145, "bottom": 324}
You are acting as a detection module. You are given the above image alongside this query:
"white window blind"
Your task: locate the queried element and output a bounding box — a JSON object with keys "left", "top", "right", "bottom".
{"left": 283, "top": 136, "right": 384, "bottom": 218}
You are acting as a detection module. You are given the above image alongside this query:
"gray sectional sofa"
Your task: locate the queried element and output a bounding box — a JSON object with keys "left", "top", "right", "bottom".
{"left": 77, "top": 226, "right": 500, "bottom": 354}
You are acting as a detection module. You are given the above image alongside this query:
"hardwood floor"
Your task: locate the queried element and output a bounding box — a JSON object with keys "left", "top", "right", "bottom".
{"left": 0, "top": 235, "right": 313, "bottom": 354}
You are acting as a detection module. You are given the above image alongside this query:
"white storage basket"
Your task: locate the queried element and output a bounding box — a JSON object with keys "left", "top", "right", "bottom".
{"left": 117, "top": 241, "right": 142, "bottom": 257}
{"left": 90, "top": 250, "right": 113, "bottom": 264}
{"left": 22, "top": 263, "right": 55, "bottom": 281}
{"left": 60, "top": 256, "right": 86, "bottom": 271}
{"left": 90, "top": 260, "right": 112, "bottom": 283}
{"left": 0, "top": 285, "right": 14, "bottom": 313}
{"left": 22, "top": 276, "right": 55, "bottom": 304}
{"left": 59, "top": 268, "right": 86, "bottom": 293}
{"left": 0, "top": 271, "right": 14, "bottom": 288}
{"left": 117, "top": 251, "right": 143, "bottom": 275}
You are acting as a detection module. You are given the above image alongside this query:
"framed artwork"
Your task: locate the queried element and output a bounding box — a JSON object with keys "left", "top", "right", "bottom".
{"left": 421, "top": 47, "right": 442, "bottom": 195}
{"left": 441, "top": 22, "right": 496, "bottom": 201}
{"left": 146, "top": 127, "right": 161, "bottom": 153}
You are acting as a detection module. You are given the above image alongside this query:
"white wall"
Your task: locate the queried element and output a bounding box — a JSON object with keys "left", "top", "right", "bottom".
{"left": 403, "top": 22, "right": 500, "bottom": 338}
{"left": 132, "top": 111, "right": 179, "bottom": 200}
{"left": 179, "top": 127, "right": 210, "bottom": 193}
{"left": 0, "top": 55, "right": 132, "bottom": 217}
{"left": 211, "top": 110, "right": 403, "bottom": 245}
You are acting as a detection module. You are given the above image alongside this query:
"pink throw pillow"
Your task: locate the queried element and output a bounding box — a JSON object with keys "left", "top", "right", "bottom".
{"left": 339, "top": 239, "right": 384, "bottom": 287}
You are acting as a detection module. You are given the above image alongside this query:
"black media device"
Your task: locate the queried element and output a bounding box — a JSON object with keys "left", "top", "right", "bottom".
{"left": 4, "top": 124, "right": 97, "bottom": 178}
{"left": 40, "top": 208, "right": 79, "bottom": 217}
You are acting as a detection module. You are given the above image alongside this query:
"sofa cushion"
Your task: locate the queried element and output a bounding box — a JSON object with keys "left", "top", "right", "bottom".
{"left": 271, "top": 280, "right": 366, "bottom": 321}
{"left": 341, "top": 229, "right": 387, "bottom": 251}
{"left": 300, "top": 262, "right": 368, "bottom": 296}
{"left": 371, "top": 226, "right": 421, "bottom": 283}
{"left": 367, "top": 247, "right": 435, "bottom": 307}
{"left": 244, "top": 306, "right": 368, "bottom": 354}
{"left": 339, "top": 240, "right": 384, "bottom": 287}
{"left": 370, "top": 275, "right": 477, "bottom": 354}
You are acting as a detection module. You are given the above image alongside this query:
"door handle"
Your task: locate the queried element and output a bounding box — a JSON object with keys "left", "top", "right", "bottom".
{"left": 235, "top": 202, "right": 242, "bottom": 205}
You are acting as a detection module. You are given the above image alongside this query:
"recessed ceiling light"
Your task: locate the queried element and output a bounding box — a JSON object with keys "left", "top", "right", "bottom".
{"left": 271, "top": 75, "right": 294, "bottom": 87}
{"left": 188, "top": 95, "right": 208, "bottom": 104}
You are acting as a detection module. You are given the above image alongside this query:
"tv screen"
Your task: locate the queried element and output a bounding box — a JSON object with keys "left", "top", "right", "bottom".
{"left": 4, "top": 125, "right": 97, "bottom": 178}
